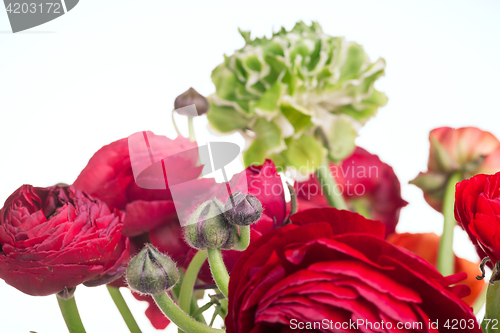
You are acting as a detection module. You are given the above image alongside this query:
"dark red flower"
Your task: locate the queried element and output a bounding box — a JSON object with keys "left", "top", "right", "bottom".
{"left": 387, "top": 232, "right": 485, "bottom": 307}
{"left": 0, "top": 185, "right": 129, "bottom": 296}
{"left": 296, "top": 147, "right": 407, "bottom": 236}
{"left": 226, "top": 208, "right": 479, "bottom": 333}
{"left": 455, "top": 172, "right": 500, "bottom": 264}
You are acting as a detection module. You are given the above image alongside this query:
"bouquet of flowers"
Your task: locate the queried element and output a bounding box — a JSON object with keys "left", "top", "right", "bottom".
{"left": 2, "top": 21, "right": 500, "bottom": 333}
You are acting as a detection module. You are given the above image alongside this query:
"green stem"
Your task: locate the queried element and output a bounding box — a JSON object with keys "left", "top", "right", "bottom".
{"left": 286, "top": 181, "right": 297, "bottom": 216}
{"left": 188, "top": 117, "right": 196, "bottom": 142}
{"left": 437, "top": 171, "right": 462, "bottom": 276}
{"left": 315, "top": 158, "right": 347, "bottom": 210}
{"left": 190, "top": 296, "right": 207, "bottom": 324}
{"left": 107, "top": 286, "right": 142, "bottom": 333}
{"left": 57, "top": 296, "right": 87, "bottom": 333}
{"left": 207, "top": 248, "right": 229, "bottom": 298}
{"left": 172, "top": 110, "right": 181, "bottom": 137}
{"left": 350, "top": 199, "right": 371, "bottom": 219}
{"left": 482, "top": 263, "right": 500, "bottom": 332}
{"left": 233, "top": 226, "right": 250, "bottom": 251}
{"left": 153, "top": 293, "right": 224, "bottom": 333}
{"left": 179, "top": 251, "right": 208, "bottom": 314}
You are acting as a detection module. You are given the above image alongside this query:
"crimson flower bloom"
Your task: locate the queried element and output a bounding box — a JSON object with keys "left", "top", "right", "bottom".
{"left": 455, "top": 172, "right": 500, "bottom": 264}
{"left": 0, "top": 185, "right": 129, "bottom": 296}
{"left": 296, "top": 147, "right": 407, "bottom": 236}
{"left": 226, "top": 208, "right": 479, "bottom": 333}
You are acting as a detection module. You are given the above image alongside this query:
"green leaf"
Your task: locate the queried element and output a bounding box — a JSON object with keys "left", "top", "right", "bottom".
{"left": 207, "top": 103, "right": 251, "bottom": 133}
{"left": 244, "top": 140, "right": 267, "bottom": 167}
{"left": 326, "top": 116, "right": 358, "bottom": 162}
{"left": 279, "top": 134, "right": 325, "bottom": 175}
{"left": 253, "top": 82, "right": 283, "bottom": 115}
{"left": 238, "top": 28, "right": 251, "bottom": 44}
{"left": 244, "top": 54, "right": 262, "bottom": 72}
{"left": 281, "top": 103, "right": 312, "bottom": 132}
{"left": 243, "top": 118, "right": 283, "bottom": 166}
{"left": 339, "top": 43, "right": 367, "bottom": 81}
{"left": 211, "top": 65, "right": 241, "bottom": 101}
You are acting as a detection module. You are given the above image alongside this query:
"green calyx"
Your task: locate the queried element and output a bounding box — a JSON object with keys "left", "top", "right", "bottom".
{"left": 208, "top": 21, "right": 387, "bottom": 176}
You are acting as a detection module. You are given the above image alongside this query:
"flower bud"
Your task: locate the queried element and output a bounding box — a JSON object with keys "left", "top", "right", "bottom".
{"left": 126, "top": 244, "right": 180, "bottom": 295}
{"left": 224, "top": 191, "right": 263, "bottom": 226}
{"left": 174, "top": 87, "right": 209, "bottom": 116}
{"left": 184, "top": 198, "right": 239, "bottom": 250}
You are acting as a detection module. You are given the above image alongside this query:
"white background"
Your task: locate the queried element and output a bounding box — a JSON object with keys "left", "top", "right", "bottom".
{"left": 1, "top": 0, "right": 499, "bottom": 332}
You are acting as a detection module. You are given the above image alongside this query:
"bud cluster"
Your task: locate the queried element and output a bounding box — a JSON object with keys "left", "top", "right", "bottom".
{"left": 184, "top": 192, "right": 263, "bottom": 250}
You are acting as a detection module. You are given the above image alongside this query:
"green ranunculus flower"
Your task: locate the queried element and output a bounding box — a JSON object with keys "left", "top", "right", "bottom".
{"left": 208, "top": 21, "right": 387, "bottom": 177}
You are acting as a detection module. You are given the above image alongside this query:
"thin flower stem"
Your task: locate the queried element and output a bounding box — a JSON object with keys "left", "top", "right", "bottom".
{"left": 233, "top": 226, "right": 250, "bottom": 251}
{"left": 188, "top": 117, "right": 196, "bottom": 142}
{"left": 106, "top": 286, "right": 142, "bottom": 333}
{"left": 153, "top": 292, "right": 224, "bottom": 333}
{"left": 437, "top": 171, "right": 462, "bottom": 276}
{"left": 56, "top": 295, "right": 87, "bottom": 333}
{"left": 286, "top": 181, "right": 297, "bottom": 216}
{"left": 172, "top": 110, "right": 181, "bottom": 137}
{"left": 207, "top": 248, "right": 230, "bottom": 298}
{"left": 315, "top": 158, "right": 347, "bottom": 210}
{"left": 178, "top": 250, "right": 208, "bottom": 333}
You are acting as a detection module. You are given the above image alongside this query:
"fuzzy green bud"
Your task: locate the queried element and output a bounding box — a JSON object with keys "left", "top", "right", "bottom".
{"left": 184, "top": 198, "right": 239, "bottom": 250}
{"left": 224, "top": 191, "right": 263, "bottom": 226}
{"left": 126, "top": 244, "right": 180, "bottom": 295}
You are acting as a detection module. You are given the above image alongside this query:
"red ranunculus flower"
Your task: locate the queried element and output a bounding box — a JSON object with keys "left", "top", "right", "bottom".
{"left": 412, "top": 127, "right": 500, "bottom": 212}
{"left": 226, "top": 208, "right": 479, "bottom": 333}
{"left": 73, "top": 131, "right": 209, "bottom": 240}
{"left": 387, "top": 232, "right": 485, "bottom": 306}
{"left": 455, "top": 172, "right": 500, "bottom": 264}
{"left": 0, "top": 185, "right": 129, "bottom": 296}
{"left": 296, "top": 147, "right": 407, "bottom": 236}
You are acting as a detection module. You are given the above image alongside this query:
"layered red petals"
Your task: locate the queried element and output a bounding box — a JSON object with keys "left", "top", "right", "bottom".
{"left": 455, "top": 172, "right": 500, "bottom": 264}
{"left": 226, "top": 208, "right": 479, "bottom": 333}
{"left": 0, "top": 185, "right": 129, "bottom": 296}
{"left": 73, "top": 132, "right": 200, "bottom": 237}
{"left": 387, "top": 232, "right": 485, "bottom": 306}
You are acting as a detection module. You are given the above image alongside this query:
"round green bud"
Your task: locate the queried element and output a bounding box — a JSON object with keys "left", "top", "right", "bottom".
{"left": 224, "top": 191, "right": 263, "bottom": 226}
{"left": 184, "top": 198, "right": 240, "bottom": 250}
{"left": 126, "top": 244, "right": 180, "bottom": 295}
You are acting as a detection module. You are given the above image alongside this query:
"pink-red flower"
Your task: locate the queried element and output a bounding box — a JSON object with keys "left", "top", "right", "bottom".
{"left": 387, "top": 232, "right": 485, "bottom": 306}
{"left": 226, "top": 208, "right": 479, "bottom": 333}
{"left": 296, "top": 147, "right": 407, "bottom": 236}
{"left": 455, "top": 172, "right": 500, "bottom": 264}
{"left": 0, "top": 185, "right": 129, "bottom": 296}
{"left": 412, "top": 127, "right": 500, "bottom": 212}
{"left": 73, "top": 131, "right": 208, "bottom": 239}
